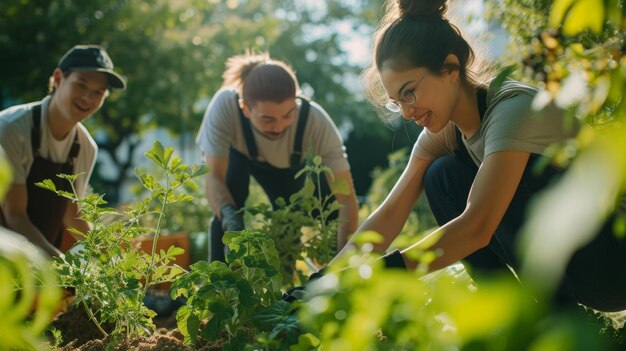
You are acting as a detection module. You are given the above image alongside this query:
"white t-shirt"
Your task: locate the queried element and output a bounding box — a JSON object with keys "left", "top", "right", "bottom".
{"left": 412, "top": 79, "right": 579, "bottom": 165}
{"left": 0, "top": 96, "right": 97, "bottom": 197}
{"left": 196, "top": 88, "right": 350, "bottom": 174}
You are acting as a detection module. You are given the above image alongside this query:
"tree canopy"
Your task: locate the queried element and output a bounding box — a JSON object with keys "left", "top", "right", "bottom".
{"left": 1, "top": 0, "right": 412, "bottom": 201}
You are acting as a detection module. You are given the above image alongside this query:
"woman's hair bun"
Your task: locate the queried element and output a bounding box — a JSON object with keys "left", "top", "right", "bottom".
{"left": 397, "top": 0, "right": 447, "bottom": 18}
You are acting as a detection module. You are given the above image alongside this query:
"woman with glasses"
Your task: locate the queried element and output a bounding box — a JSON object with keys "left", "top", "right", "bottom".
{"left": 334, "top": 0, "right": 626, "bottom": 312}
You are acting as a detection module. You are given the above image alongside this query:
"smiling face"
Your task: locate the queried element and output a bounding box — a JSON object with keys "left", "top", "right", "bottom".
{"left": 242, "top": 98, "right": 298, "bottom": 140}
{"left": 379, "top": 58, "right": 462, "bottom": 133}
{"left": 51, "top": 69, "right": 109, "bottom": 124}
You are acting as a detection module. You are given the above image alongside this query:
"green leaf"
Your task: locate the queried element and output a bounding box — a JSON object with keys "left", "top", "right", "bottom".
{"left": 491, "top": 65, "right": 516, "bottom": 91}
{"left": 145, "top": 141, "right": 165, "bottom": 167}
{"left": 290, "top": 333, "right": 321, "bottom": 351}
{"left": 184, "top": 179, "right": 199, "bottom": 191}
{"left": 190, "top": 164, "right": 209, "bottom": 177}
{"left": 34, "top": 179, "right": 57, "bottom": 192}
{"left": 201, "top": 302, "right": 232, "bottom": 340}
{"left": 57, "top": 172, "right": 83, "bottom": 181}
{"left": 352, "top": 230, "right": 384, "bottom": 245}
{"left": 0, "top": 153, "right": 12, "bottom": 199}
{"left": 65, "top": 227, "right": 85, "bottom": 238}
{"left": 252, "top": 300, "right": 290, "bottom": 329}
{"left": 177, "top": 306, "right": 199, "bottom": 343}
{"left": 56, "top": 190, "right": 75, "bottom": 199}
{"left": 163, "top": 146, "right": 174, "bottom": 167}
{"left": 166, "top": 246, "right": 185, "bottom": 257}
{"left": 313, "top": 155, "right": 322, "bottom": 166}
{"left": 330, "top": 176, "right": 350, "bottom": 196}
{"left": 301, "top": 177, "right": 315, "bottom": 198}
{"left": 550, "top": 0, "right": 577, "bottom": 26}
{"left": 550, "top": 0, "right": 605, "bottom": 35}
{"left": 170, "top": 156, "right": 182, "bottom": 170}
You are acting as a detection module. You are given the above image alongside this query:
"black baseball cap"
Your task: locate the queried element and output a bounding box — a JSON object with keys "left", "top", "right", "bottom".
{"left": 58, "top": 45, "right": 126, "bottom": 90}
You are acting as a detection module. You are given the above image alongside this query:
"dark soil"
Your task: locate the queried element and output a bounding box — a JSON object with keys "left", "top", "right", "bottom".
{"left": 58, "top": 329, "right": 190, "bottom": 351}
{"left": 56, "top": 328, "right": 223, "bottom": 351}
{"left": 49, "top": 304, "right": 113, "bottom": 348}
{"left": 48, "top": 291, "right": 222, "bottom": 350}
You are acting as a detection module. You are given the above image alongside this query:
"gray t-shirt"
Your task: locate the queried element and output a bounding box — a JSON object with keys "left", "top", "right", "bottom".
{"left": 196, "top": 88, "right": 350, "bottom": 173}
{"left": 412, "top": 80, "right": 579, "bottom": 165}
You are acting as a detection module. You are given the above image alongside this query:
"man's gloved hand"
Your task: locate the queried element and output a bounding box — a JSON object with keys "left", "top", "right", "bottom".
{"left": 220, "top": 204, "right": 244, "bottom": 232}
{"left": 381, "top": 249, "right": 407, "bottom": 269}
{"left": 282, "top": 269, "right": 326, "bottom": 303}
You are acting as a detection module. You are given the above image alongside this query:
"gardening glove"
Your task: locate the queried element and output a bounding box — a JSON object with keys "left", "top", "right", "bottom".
{"left": 220, "top": 204, "right": 244, "bottom": 232}
{"left": 381, "top": 249, "right": 407, "bottom": 269}
{"left": 282, "top": 269, "right": 326, "bottom": 303}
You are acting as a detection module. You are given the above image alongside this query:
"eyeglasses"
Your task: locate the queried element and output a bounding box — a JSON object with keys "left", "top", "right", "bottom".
{"left": 384, "top": 74, "right": 428, "bottom": 113}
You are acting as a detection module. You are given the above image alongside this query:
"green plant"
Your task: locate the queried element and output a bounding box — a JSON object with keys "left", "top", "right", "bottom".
{"left": 48, "top": 327, "right": 63, "bottom": 348}
{"left": 246, "top": 155, "right": 347, "bottom": 287}
{"left": 0, "top": 148, "right": 61, "bottom": 351}
{"left": 133, "top": 163, "right": 213, "bottom": 236}
{"left": 297, "top": 233, "right": 620, "bottom": 350}
{"left": 172, "top": 229, "right": 313, "bottom": 349}
{"left": 0, "top": 229, "right": 62, "bottom": 351}
{"left": 37, "top": 141, "right": 207, "bottom": 338}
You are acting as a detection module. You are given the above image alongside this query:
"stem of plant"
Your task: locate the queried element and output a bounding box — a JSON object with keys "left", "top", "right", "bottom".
{"left": 142, "top": 173, "right": 169, "bottom": 297}
{"left": 82, "top": 299, "right": 108, "bottom": 337}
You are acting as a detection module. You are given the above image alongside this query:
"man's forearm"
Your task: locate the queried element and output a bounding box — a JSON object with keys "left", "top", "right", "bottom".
{"left": 63, "top": 201, "right": 91, "bottom": 240}
{"left": 336, "top": 195, "right": 358, "bottom": 251}
{"left": 205, "top": 174, "right": 236, "bottom": 220}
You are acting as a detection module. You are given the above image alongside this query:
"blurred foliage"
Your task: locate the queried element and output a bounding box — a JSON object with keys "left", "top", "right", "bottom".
{"left": 486, "top": 0, "right": 625, "bottom": 300}
{"left": 0, "top": 148, "right": 12, "bottom": 199}
{"left": 0, "top": 144, "right": 60, "bottom": 351}
{"left": 0, "top": 229, "right": 62, "bottom": 351}
{"left": 0, "top": 0, "right": 414, "bottom": 203}
{"left": 486, "top": 0, "right": 624, "bottom": 122}
{"left": 298, "top": 237, "right": 619, "bottom": 350}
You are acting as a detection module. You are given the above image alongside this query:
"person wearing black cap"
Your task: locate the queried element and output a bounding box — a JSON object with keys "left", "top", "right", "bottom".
{"left": 0, "top": 44, "right": 126, "bottom": 257}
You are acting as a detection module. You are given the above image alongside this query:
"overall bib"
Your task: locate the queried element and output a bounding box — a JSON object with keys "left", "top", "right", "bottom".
{"left": 210, "top": 97, "right": 334, "bottom": 262}
{"left": 0, "top": 104, "right": 79, "bottom": 248}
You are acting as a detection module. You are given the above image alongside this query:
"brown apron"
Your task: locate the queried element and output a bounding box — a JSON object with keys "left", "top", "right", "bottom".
{"left": 13, "top": 104, "right": 80, "bottom": 248}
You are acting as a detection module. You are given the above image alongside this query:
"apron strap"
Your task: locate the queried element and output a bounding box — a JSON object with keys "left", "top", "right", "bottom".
{"left": 31, "top": 104, "right": 42, "bottom": 154}
{"left": 290, "top": 96, "right": 310, "bottom": 168}
{"left": 454, "top": 89, "right": 487, "bottom": 166}
{"left": 237, "top": 95, "right": 311, "bottom": 168}
{"left": 237, "top": 95, "right": 259, "bottom": 161}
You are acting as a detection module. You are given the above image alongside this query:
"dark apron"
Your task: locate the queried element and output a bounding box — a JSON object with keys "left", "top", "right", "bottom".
{"left": 447, "top": 90, "right": 625, "bottom": 310}
{"left": 238, "top": 96, "right": 312, "bottom": 203}
{"left": 26, "top": 104, "right": 80, "bottom": 248}
{"left": 210, "top": 96, "right": 336, "bottom": 262}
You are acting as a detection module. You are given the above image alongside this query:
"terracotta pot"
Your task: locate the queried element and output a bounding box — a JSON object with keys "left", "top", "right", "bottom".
{"left": 59, "top": 228, "right": 79, "bottom": 252}
{"left": 133, "top": 232, "right": 191, "bottom": 290}
{"left": 133, "top": 232, "right": 191, "bottom": 269}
